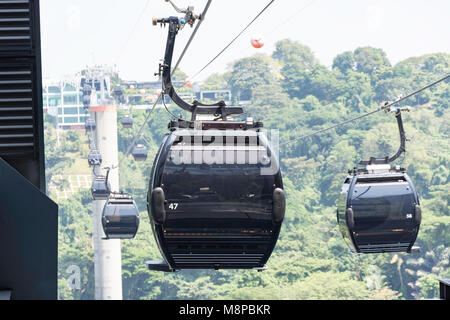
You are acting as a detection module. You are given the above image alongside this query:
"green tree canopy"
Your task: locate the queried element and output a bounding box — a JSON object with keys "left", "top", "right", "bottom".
{"left": 227, "top": 54, "right": 279, "bottom": 101}
{"left": 273, "top": 39, "right": 318, "bottom": 70}
{"left": 354, "top": 46, "right": 391, "bottom": 77}
{"left": 332, "top": 51, "right": 355, "bottom": 73}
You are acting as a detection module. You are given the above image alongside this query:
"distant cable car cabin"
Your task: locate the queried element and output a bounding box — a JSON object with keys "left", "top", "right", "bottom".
{"left": 102, "top": 193, "right": 140, "bottom": 240}
{"left": 121, "top": 115, "right": 134, "bottom": 129}
{"left": 91, "top": 176, "right": 111, "bottom": 201}
{"left": 337, "top": 107, "right": 421, "bottom": 254}
{"left": 132, "top": 144, "right": 148, "bottom": 162}
{"left": 88, "top": 150, "right": 102, "bottom": 167}
{"left": 82, "top": 84, "right": 92, "bottom": 108}
{"left": 85, "top": 119, "right": 96, "bottom": 131}
{"left": 113, "top": 86, "right": 126, "bottom": 104}
{"left": 113, "top": 86, "right": 124, "bottom": 97}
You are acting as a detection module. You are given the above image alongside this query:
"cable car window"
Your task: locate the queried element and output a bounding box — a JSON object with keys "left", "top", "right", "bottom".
{"left": 162, "top": 161, "right": 275, "bottom": 210}
{"left": 162, "top": 135, "right": 275, "bottom": 211}
{"left": 351, "top": 183, "right": 415, "bottom": 221}
{"left": 102, "top": 197, "right": 140, "bottom": 240}
{"left": 106, "top": 207, "right": 138, "bottom": 224}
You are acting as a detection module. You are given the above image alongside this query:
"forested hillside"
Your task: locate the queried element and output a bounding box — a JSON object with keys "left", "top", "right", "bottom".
{"left": 49, "top": 40, "right": 449, "bottom": 300}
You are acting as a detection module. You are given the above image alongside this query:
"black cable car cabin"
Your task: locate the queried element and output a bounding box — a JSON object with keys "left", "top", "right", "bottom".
{"left": 88, "top": 150, "right": 102, "bottom": 167}
{"left": 121, "top": 115, "right": 134, "bottom": 129}
{"left": 85, "top": 119, "right": 96, "bottom": 131}
{"left": 91, "top": 176, "right": 111, "bottom": 201}
{"left": 147, "top": 13, "right": 286, "bottom": 271}
{"left": 102, "top": 193, "right": 140, "bottom": 240}
{"left": 82, "top": 84, "right": 92, "bottom": 109}
{"left": 337, "top": 107, "right": 421, "bottom": 254}
{"left": 148, "top": 129, "right": 285, "bottom": 271}
{"left": 113, "top": 86, "right": 124, "bottom": 97}
{"left": 337, "top": 168, "right": 421, "bottom": 253}
{"left": 113, "top": 86, "right": 126, "bottom": 104}
{"left": 132, "top": 144, "right": 147, "bottom": 162}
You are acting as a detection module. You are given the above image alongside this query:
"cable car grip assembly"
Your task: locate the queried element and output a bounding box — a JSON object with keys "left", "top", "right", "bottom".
{"left": 153, "top": 3, "right": 248, "bottom": 125}
{"left": 154, "top": 0, "right": 202, "bottom": 28}
{"left": 353, "top": 104, "right": 411, "bottom": 173}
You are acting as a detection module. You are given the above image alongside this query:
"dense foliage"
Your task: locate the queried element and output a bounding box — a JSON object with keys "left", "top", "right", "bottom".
{"left": 49, "top": 40, "right": 450, "bottom": 300}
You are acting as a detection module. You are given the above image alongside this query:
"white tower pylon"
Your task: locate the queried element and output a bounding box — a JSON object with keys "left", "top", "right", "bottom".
{"left": 89, "top": 69, "right": 123, "bottom": 300}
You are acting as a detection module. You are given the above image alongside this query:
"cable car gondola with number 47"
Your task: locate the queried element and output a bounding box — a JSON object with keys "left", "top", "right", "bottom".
{"left": 146, "top": 8, "right": 286, "bottom": 272}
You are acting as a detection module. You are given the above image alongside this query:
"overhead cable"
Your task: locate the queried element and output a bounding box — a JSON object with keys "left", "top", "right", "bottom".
{"left": 187, "top": 0, "right": 276, "bottom": 82}
{"left": 280, "top": 74, "right": 450, "bottom": 147}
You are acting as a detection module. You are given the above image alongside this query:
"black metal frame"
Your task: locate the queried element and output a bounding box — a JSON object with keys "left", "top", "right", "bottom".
{"left": 0, "top": 156, "right": 58, "bottom": 300}
{"left": 359, "top": 108, "right": 408, "bottom": 167}
{"left": 32, "top": 0, "right": 45, "bottom": 191}
{"left": 154, "top": 14, "right": 244, "bottom": 122}
{"left": 0, "top": 0, "right": 46, "bottom": 191}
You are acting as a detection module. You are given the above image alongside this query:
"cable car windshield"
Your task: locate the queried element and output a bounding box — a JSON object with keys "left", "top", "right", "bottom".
{"left": 163, "top": 163, "right": 275, "bottom": 204}
{"left": 102, "top": 198, "right": 140, "bottom": 240}
{"left": 106, "top": 206, "right": 138, "bottom": 224}
{"left": 161, "top": 137, "right": 276, "bottom": 210}
{"left": 351, "top": 182, "right": 415, "bottom": 226}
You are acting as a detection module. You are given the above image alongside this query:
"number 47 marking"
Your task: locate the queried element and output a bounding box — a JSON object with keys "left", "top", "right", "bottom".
{"left": 168, "top": 203, "right": 179, "bottom": 210}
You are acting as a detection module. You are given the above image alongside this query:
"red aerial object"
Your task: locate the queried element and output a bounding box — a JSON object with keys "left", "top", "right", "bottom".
{"left": 251, "top": 35, "right": 264, "bottom": 49}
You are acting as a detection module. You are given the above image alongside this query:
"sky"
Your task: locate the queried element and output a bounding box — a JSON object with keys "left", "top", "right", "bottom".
{"left": 40, "top": 0, "right": 450, "bottom": 83}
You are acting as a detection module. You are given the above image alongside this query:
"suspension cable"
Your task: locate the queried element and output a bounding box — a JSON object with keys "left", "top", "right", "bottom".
{"left": 187, "top": 0, "right": 276, "bottom": 82}
{"left": 116, "top": 0, "right": 152, "bottom": 63}
{"left": 117, "top": 97, "right": 159, "bottom": 168}
{"left": 265, "top": 0, "right": 317, "bottom": 39}
{"left": 172, "top": 0, "right": 213, "bottom": 75}
{"left": 280, "top": 74, "right": 450, "bottom": 147}
{"left": 88, "top": 118, "right": 97, "bottom": 150}
{"left": 162, "top": 93, "right": 181, "bottom": 119}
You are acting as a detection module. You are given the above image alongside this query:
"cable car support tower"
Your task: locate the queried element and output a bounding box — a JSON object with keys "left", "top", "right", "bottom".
{"left": 83, "top": 67, "right": 123, "bottom": 300}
